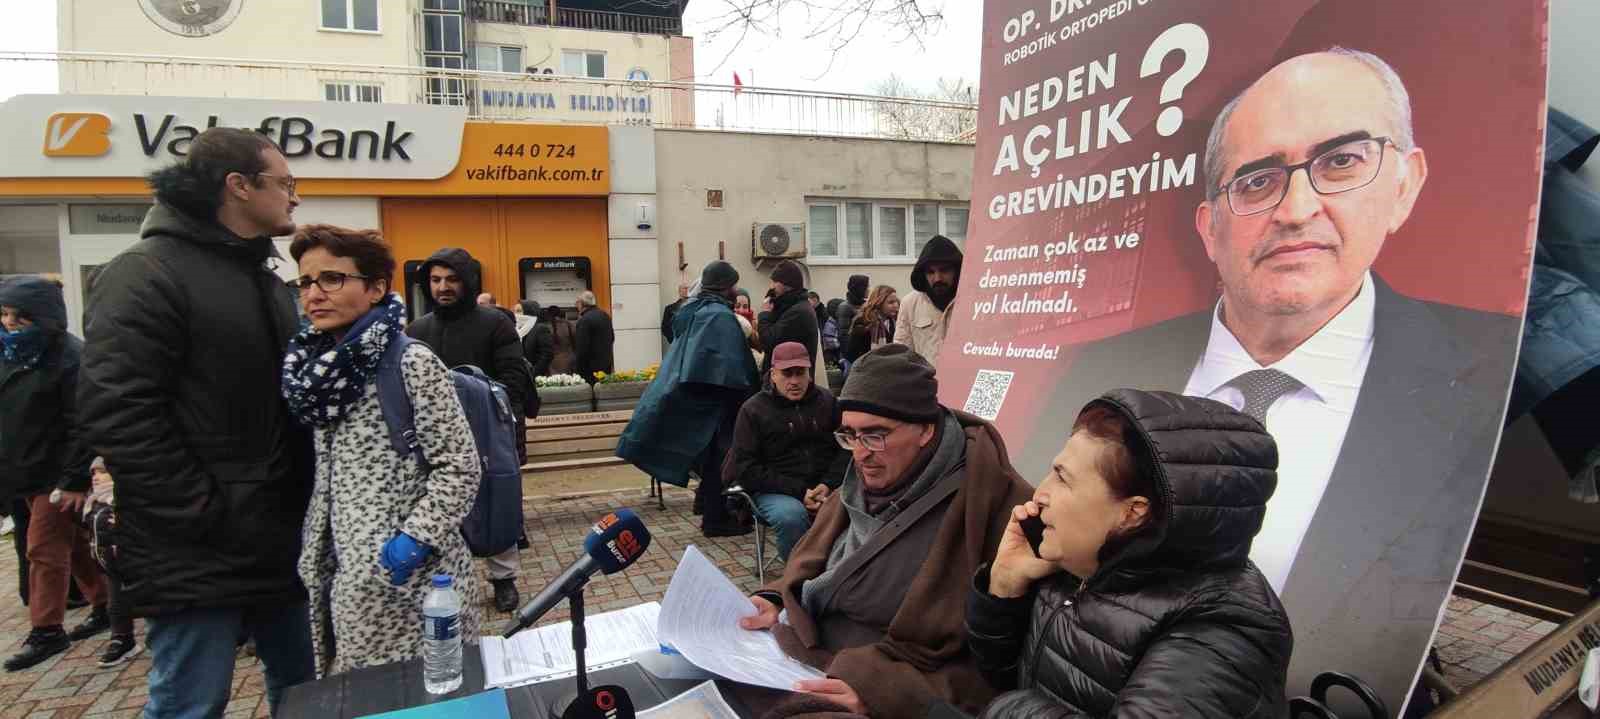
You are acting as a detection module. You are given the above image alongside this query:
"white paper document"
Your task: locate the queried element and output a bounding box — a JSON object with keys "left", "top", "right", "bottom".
{"left": 637, "top": 680, "right": 741, "bottom": 719}
{"left": 479, "top": 601, "right": 662, "bottom": 689}
{"left": 657, "top": 545, "right": 825, "bottom": 691}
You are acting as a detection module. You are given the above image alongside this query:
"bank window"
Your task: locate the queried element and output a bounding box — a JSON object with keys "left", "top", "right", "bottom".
{"left": 422, "top": 0, "right": 462, "bottom": 9}
{"left": 806, "top": 200, "right": 970, "bottom": 262}
{"left": 321, "top": 0, "right": 379, "bottom": 32}
{"left": 324, "top": 82, "right": 382, "bottom": 103}
{"left": 808, "top": 204, "right": 838, "bottom": 256}
{"left": 562, "top": 50, "right": 606, "bottom": 79}
{"left": 473, "top": 44, "right": 524, "bottom": 73}
{"left": 942, "top": 207, "right": 969, "bottom": 247}
{"left": 423, "top": 56, "right": 466, "bottom": 106}
{"left": 878, "top": 205, "right": 909, "bottom": 257}
{"left": 424, "top": 14, "right": 463, "bottom": 54}
{"left": 912, "top": 204, "right": 939, "bottom": 255}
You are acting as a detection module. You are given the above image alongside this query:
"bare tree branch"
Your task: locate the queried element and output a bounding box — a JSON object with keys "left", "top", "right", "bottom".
{"left": 870, "top": 73, "right": 977, "bottom": 141}
{"left": 696, "top": 0, "right": 947, "bottom": 76}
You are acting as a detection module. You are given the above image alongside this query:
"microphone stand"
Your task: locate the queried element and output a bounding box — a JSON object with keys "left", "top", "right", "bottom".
{"left": 570, "top": 589, "right": 588, "bottom": 698}
{"left": 553, "top": 588, "right": 589, "bottom": 717}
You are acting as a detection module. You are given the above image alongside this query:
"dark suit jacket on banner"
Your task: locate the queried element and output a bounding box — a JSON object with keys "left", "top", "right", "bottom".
{"left": 1017, "top": 276, "right": 1519, "bottom": 706}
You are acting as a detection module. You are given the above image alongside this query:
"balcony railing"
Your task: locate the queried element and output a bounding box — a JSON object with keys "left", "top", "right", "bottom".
{"left": 470, "top": 1, "right": 682, "bottom": 36}
{"left": 2, "top": 52, "right": 977, "bottom": 143}
{"left": 472, "top": 0, "right": 549, "bottom": 26}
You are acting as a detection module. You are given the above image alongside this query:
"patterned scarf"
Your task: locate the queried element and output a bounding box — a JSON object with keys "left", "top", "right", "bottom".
{"left": 0, "top": 327, "right": 48, "bottom": 370}
{"left": 282, "top": 294, "right": 407, "bottom": 428}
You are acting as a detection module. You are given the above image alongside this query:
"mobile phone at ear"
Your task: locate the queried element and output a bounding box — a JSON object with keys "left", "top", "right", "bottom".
{"left": 1020, "top": 515, "right": 1046, "bottom": 559}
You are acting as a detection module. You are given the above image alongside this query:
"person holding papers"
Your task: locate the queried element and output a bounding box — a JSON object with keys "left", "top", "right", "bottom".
{"left": 737, "top": 345, "right": 1032, "bottom": 717}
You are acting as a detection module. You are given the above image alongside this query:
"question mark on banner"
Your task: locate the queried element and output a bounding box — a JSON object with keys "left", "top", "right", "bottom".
{"left": 1139, "top": 23, "right": 1210, "bottom": 137}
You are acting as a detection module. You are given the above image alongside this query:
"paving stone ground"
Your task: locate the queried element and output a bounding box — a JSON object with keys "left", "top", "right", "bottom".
{"left": 0, "top": 481, "right": 1562, "bottom": 716}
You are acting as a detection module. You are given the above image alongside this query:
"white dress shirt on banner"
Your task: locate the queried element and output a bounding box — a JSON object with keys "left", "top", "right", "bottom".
{"left": 1182, "top": 272, "right": 1377, "bottom": 591}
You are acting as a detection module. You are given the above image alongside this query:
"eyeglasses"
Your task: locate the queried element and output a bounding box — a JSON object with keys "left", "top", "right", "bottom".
{"left": 834, "top": 423, "right": 904, "bottom": 452}
{"left": 1217, "top": 137, "right": 1393, "bottom": 216}
{"left": 288, "top": 271, "right": 370, "bottom": 294}
{"left": 255, "top": 172, "right": 298, "bottom": 196}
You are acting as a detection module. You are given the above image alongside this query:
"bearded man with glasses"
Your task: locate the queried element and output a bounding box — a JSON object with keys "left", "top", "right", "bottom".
{"left": 734, "top": 344, "right": 1031, "bottom": 718}
{"left": 1017, "top": 48, "right": 1519, "bottom": 711}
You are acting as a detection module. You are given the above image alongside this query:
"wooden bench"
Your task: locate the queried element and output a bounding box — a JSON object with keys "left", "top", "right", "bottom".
{"left": 521, "top": 409, "right": 632, "bottom": 473}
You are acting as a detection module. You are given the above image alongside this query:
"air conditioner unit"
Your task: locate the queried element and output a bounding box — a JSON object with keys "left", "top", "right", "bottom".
{"left": 752, "top": 222, "right": 807, "bottom": 260}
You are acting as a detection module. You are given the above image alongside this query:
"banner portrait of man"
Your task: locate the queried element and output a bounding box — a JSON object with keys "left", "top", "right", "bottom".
{"left": 949, "top": 0, "right": 1546, "bottom": 711}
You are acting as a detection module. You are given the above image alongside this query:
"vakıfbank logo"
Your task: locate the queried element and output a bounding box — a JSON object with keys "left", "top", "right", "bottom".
{"left": 43, "top": 113, "right": 112, "bottom": 157}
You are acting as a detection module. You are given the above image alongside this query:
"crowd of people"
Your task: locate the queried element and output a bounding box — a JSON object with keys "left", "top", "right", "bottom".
{"left": 0, "top": 122, "right": 1302, "bottom": 719}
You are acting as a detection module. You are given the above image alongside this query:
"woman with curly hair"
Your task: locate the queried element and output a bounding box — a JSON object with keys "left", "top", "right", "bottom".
{"left": 842, "top": 285, "right": 900, "bottom": 364}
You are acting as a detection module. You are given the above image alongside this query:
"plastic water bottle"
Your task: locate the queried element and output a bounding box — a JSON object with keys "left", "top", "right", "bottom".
{"left": 421, "top": 574, "right": 463, "bottom": 695}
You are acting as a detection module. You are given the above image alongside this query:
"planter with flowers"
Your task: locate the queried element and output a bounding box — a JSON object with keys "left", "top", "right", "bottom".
{"left": 592, "top": 365, "right": 658, "bottom": 412}
{"left": 535, "top": 373, "right": 594, "bottom": 414}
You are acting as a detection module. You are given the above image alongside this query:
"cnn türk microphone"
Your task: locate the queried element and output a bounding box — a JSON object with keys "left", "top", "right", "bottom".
{"left": 501, "top": 509, "right": 650, "bottom": 637}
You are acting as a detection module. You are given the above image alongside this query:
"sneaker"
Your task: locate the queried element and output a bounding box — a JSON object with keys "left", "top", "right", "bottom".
{"left": 96, "top": 635, "right": 142, "bottom": 667}
{"left": 3, "top": 627, "right": 70, "bottom": 672}
{"left": 67, "top": 606, "right": 111, "bottom": 642}
{"left": 491, "top": 578, "right": 520, "bottom": 613}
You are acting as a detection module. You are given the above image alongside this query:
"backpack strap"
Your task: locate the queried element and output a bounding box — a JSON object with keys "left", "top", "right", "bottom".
{"left": 376, "top": 333, "right": 423, "bottom": 462}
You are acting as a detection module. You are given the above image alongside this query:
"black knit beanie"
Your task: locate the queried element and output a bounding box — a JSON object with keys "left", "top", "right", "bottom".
{"left": 700, "top": 260, "right": 740, "bottom": 292}
{"left": 771, "top": 260, "right": 805, "bottom": 290}
{"left": 838, "top": 344, "right": 941, "bottom": 423}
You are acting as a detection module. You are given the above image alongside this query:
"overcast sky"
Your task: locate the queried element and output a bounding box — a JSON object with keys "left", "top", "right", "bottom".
{"left": 0, "top": 1, "right": 978, "bottom": 102}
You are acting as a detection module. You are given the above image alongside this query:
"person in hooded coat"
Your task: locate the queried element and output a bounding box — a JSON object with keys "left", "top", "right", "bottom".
{"left": 965, "top": 389, "right": 1292, "bottom": 718}
{"left": 895, "top": 236, "right": 962, "bottom": 364}
{"left": 404, "top": 247, "right": 528, "bottom": 613}
{"left": 516, "top": 300, "right": 554, "bottom": 377}
{"left": 616, "top": 261, "right": 759, "bottom": 537}
{"left": 834, "top": 275, "right": 870, "bottom": 347}
{"left": 0, "top": 276, "right": 109, "bottom": 671}
{"left": 757, "top": 260, "right": 822, "bottom": 376}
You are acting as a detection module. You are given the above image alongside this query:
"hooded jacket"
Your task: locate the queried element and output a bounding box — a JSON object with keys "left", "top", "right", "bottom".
{"left": 966, "top": 389, "right": 1292, "bottom": 718}
{"left": 758, "top": 287, "right": 820, "bottom": 376}
{"left": 722, "top": 381, "right": 846, "bottom": 500}
{"left": 895, "top": 236, "right": 964, "bottom": 364}
{"left": 404, "top": 248, "right": 528, "bottom": 413}
{"left": 78, "top": 203, "right": 314, "bottom": 617}
{"left": 519, "top": 301, "right": 555, "bottom": 377}
{"left": 834, "top": 275, "right": 870, "bottom": 338}
{"left": 0, "top": 276, "right": 93, "bottom": 503}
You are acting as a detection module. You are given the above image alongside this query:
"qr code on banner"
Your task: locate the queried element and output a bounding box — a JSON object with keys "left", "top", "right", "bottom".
{"left": 963, "top": 369, "right": 1016, "bottom": 421}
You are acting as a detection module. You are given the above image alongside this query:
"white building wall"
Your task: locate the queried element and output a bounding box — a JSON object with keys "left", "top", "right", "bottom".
{"left": 607, "top": 125, "right": 660, "bottom": 372}
{"left": 58, "top": 0, "right": 417, "bottom": 102}
{"left": 654, "top": 130, "right": 975, "bottom": 307}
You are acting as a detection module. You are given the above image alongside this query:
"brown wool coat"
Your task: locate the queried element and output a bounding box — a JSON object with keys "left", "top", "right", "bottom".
{"left": 761, "top": 410, "right": 1034, "bottom": 718}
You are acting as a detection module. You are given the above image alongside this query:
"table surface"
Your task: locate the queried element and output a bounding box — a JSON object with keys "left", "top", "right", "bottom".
{"left": 279, "top": 648, "right": 755, "bottom": 719}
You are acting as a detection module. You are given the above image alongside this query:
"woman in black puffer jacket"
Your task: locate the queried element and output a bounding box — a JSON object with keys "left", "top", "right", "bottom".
{"left": 966, "top": 389, "right": 1292, "bottom": 718}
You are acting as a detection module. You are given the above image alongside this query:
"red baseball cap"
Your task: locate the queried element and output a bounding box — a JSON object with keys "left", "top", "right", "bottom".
{"left": 771, "top": 342, "right": 811, "bottom": 370}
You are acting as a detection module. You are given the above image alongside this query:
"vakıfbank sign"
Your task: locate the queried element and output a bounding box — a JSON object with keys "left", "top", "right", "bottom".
{"left": 2, "top": 94, "right": 467, "bottom": 179}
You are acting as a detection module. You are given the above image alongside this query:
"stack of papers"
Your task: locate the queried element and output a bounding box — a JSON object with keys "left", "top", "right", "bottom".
{"left": 656, "top": 545, "right": 824, "bottom": 691}
{"left": 478, "top": 601, "right": 662, "bottom": 689}
{"left": 637, "top": 680, "right": 741, "bottom": 719}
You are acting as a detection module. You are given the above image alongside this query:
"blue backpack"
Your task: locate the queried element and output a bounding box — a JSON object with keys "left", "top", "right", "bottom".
{"left": 375, "top": 334, "right": 524, "bottom": 558}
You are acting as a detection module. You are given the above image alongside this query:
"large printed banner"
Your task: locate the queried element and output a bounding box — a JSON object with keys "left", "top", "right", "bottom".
{"left": 948, "top": 0, "right": 1547, "bottom": 710}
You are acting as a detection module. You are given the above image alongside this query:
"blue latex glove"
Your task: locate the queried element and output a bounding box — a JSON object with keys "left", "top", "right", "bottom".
{"left": 378, "top": 532, "right": 431, "bottom": 586}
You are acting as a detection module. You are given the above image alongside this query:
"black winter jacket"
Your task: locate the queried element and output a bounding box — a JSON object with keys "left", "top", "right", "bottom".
{"left": 967, "top": 389, "right": 1292, "bottom": 719}
{"left": 78, "top": 203, "right": 314, "bottom": 617}
{"left": 757, "top": 288, "right": 819, "bottom": 375}
{"left": 523, "top": 323, "right": 555, "bottom": 377}
{"left": 722, "top": 383, "right": 845, "bottom": 500}
{"left": 0, "top": 277, "right": 93, "bottom": 504}
{"left": 575, "top": 306, "right": 615, "bottom": 383}
{"left": 405, "top": 248, "right": 528, "bottom": 413}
